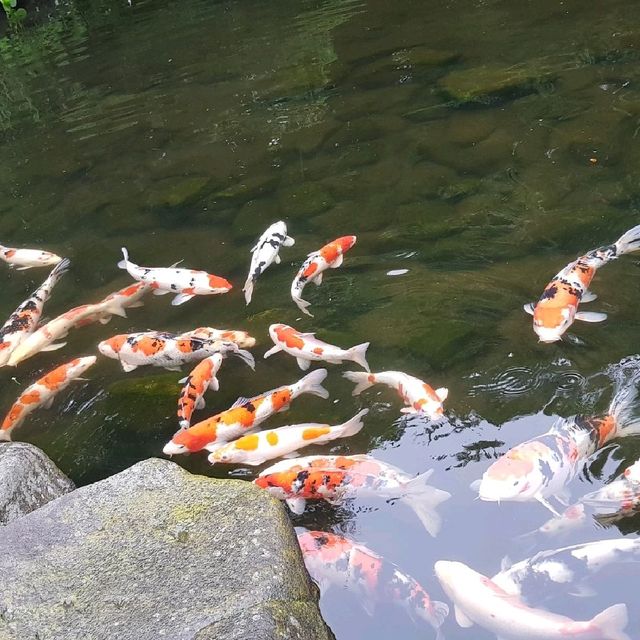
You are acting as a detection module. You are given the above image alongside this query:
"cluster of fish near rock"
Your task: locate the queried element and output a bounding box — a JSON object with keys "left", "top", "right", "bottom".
{"left": 2, "top": 224, "right": 640, "bottom": 639}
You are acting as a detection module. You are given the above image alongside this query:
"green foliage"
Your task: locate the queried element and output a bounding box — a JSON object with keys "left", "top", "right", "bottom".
{"left": 1, "top": 0, "right": 27, "bottom": 28}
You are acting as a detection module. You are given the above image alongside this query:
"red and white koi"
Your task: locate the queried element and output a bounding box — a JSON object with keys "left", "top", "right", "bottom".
{"left": 582, "top": 459, "right": 640, "bottom": 514}
{"left": 0, "top": 245, "right": 63, "bottom": 270}
{"left": 117, "top": 248, "right": 232, "bottom": 306}
{"left": 291, "top": 235, "right": 356, "bottom": 316}
{"left": 265, "top": 323, "right": 369, "bottom": 372}
{"left": 343, "top": 370, "right": 447, "bottom": 419}
{"left": 243, "top": 221, "right": 295, "bottom": 305}
{"left": 477, "top": 365, "right": 640, "bottom": 515}
{"left": 97, "top": 281, "right": 151, "bottom": 318}
{"left": 208, "top": 409, "right": 367, "bottom": 467}
{"left": 179, "top": 327, "right": 256, "bottom": 349}
{"left": 0, "top": 259, "right": 70, "bottom": 367}
{"left": 254, "top": 454, "right": 451, "bottom": 536}
{"left": 534, "top": 503, "right": 587, "bottom": 538}
{"left": 98, "top": 332, "right": 251, "bottom": 373}
{"left": 298, "top": 531, "right": 449, "bottom": 637}
{"left": 162, "top": 368, "right": 329, "bottom": 455}
{"left": 524, "top": 224, "right": 640, "bottom": 342}
{"left": 0, "top": 356, "right": 96, "bottom": 441}
{"left": 435, "top": 560, "right": 629, "bottom": 640}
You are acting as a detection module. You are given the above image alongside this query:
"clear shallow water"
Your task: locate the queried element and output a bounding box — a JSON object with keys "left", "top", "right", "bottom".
{"left": 2, "top": 0, "right": 640, "bottom": 637}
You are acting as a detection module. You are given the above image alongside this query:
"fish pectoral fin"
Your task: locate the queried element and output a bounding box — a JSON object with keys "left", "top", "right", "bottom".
{"left": 121, "top": 362, "right": 138, "bottom": 372}
{"left": 523, "top": 302, "right": 535, "bottom": 316}
{"left": 296, "top": 357, "right": 311, "bottom": 371}
{"left": 575, "top": 311, "right": 607, "bottom": 323}
{"left": 152, "top": 289, "right": 170, "bottom": 296}
{"left": 536, "top": 495, "right": 561, "bottom": 517}
{"left": 469, "top": 479, "right": 482, "bottom": 492}
{"left": 581, "top": 290, "right": 598, "bottom": 303}
{"left": 274, "top": 254, "right": 281, "bottom": 264}
{"left": 41, "top": 342, "right": 67, "bottom": 352}
{"left": 98, "top": 315, "right": 113, "bottom": 325}
{"left": 178, "top": 376, "right": 188, "bottom": 384}
{"left": 42, "top": 396, "right": 55, "bottom": 409}
{"left": 282, "top": 450, "right": 301, "bottom": 459}
{"left": 454, "top": 605, "right": 474, "bottom": 628}
{"left": 313, "top": 272, "right": 323, "bottom": 286}
{"left": 399, "top": 407, "right": 418, "bottom": 414}
{"left": 331, "top": 254, "right": 344, "bottom": 268}
{"left": 196, "top": 397, "right": 206, "bottom": 410}
{"left": 284, "top": 236, "right": 295, "bottom": 247}
{"left": 172, "top": 293, "right": 195, "bottom": 306}
{"left": 164, "top": 365, "right": 183, "bottom": 372}
{"left": 15, "top": 266, "right": 32, "bottom": 271}
{"left": 263, "top": 345, "right": 282, "bottom": 359}
{"left": 285, "top": 497, "right": 306, "bottom": 515}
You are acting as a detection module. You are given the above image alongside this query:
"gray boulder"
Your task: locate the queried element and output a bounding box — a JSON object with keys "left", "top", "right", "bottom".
{"left": 0, "top": 458, "right": 334, "bottom": 640}
{"left": 0, "top": 442, "right": 75, "bottom": 526}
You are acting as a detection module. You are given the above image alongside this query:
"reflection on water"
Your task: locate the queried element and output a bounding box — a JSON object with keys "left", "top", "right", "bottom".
{"left": 2, "top": 0, "right": 640, "bottom": 637}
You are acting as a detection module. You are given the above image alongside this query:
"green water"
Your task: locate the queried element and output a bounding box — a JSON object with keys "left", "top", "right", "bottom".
{"left": 2, "top": 0, "right": 640, "bottom": 637}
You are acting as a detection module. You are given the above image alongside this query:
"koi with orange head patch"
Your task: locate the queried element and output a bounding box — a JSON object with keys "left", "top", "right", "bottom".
{"left": 255, "top": 453, "right": 450, "bottom": 536}
{"left": 524, "top": 224, "right": 640, "bottom": 342}
{"left": 0, "top": 356, "right": 96, "bottom": 441}
{"left": 208, "top": 409, "right": 367, "bottom": 467}
{"left": 179, "top": 327, "right": 256, "bottom": 349}
{"left": 0, "top": 244, "right": 63, "bottom": 270}
{"left": 297, "top": 531, "right": 449, "bottom": 636}
{"left": 343, "top": 370, "right": 447, "bottom": 420}
{"left": 117, "top": 248, "right": 231, "bottom": 306}
{"left": 265, "top": 323, "right": 370, "bottom": 371}
{"left": 291, "top": 235, "right": 356, "bottom": 316}
{"left": 96, "top": 281, "right": 151, "bottom": 320}
{"left": 0, "top": 259, "right": 70, "bottom": 367}
{"left": 163, "top": 368, "right": 329, "bottom": 455}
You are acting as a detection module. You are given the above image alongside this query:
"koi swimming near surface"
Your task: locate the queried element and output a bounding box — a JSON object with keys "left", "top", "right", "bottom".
{"left": 254, "top": 454, "right": 450, "bottom": 536}
{"left": 0, "top": 244, "right": 63, "bottom": 270}
{"left": 291, "top": 235, "right": 356, "bottom": 317}
{"left": 179, "top": 327, "right": 256, "bottom": 349}
{"left": 582, "top": 458, "right": 640, "bottom": 515}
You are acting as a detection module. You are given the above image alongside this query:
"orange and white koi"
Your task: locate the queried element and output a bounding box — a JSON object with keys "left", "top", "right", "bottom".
{"left": 265, "top": 323, "right": 369, "bottom": 371}
{"left": 208, "top": 409, "right": 367, "bottom": 467}
{"left": 477, "top": 364, "right": 640, "bottom": 515}
{"left": 299, "top": 531, "right": 449, "bottom": 637}
{"left": 524, "top": 224, "right": 640, "bottom": 342}
{"left": 0, "top": 259, "right": 70, "bottom": 367}
{"left": 343, "top": 370, "right": 447, "bottom": 419}
{"left": 0, "top": 245, "right": 63, "bottom": 270}
{"left": 255, "top": 454, "right": 451, "bottom": 536}
{"left": 97, "top": 281, "right": 151, "bottom": 318}
{"left": 162, "top": 368, "right": 329, "bottom": 455}
{"left": 582, "top": 459, "right": 640, "bottom": 515}
{"left": 291, "top": 235, "right": 356, "bottom": 316}
{"left": 435, "top": 560, "right": 629, "bottom": 640}
{"left": 177, "top": 349, "right": 255, "bottom": 429}
{"left": 244, "top": 221, "right": 295, "bottom": 305}
{"left": 118, "top": 247, "right": 232, "bottom": 306}
{"left": 0, "top": 356, "right": 96, "bottom": 441}
{"left": 98, "top": 332, "right": 252, "bottom": 373}
{"left": 179, "top": 327, "right": 256, "bottom": 349}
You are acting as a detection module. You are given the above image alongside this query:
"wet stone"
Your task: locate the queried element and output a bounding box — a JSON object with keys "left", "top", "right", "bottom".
{"left": 278, "top": 182, "right": 334, "bottom": 218}
{"left": 145, "top": 176, "right": 211, "bottom": 209}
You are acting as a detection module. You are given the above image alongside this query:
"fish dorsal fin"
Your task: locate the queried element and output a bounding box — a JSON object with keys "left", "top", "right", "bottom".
{"left": 435, "top": 387, "right": 448, "bottom": 402}
{"left": 168, "top": 259, "right": 184, "bottom": 268}
{"left": 454, "top": 605, "right": 474, "bottom": 628}
{"left": 523, "top": 302, "right": 535, "bottom": 316}
{"left": 231, "top": 396, "right": 252, "bottom": 408}
{"left": 500, "top": 555, "right": 512, "bottom": 572}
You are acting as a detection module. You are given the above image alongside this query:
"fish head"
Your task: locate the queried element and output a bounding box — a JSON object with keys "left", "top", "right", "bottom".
{"left": 271, "top": 221, "right": 288, "bottom": 237}
{"left": 335, "top": 235, "right": 357, "bottom": 253}
{"left": 208, "top": 446, "right": 244, "bottom": 465}
{"left": 533, "top": 306, "right": 574, "bottom": 343}
{"left": 98, "top": 335, "right": 127, "bottom": 358}
{"left": 434, "top": 560, "right": 474, "bottom": 596}
{"left": 253, "top": 473, "right": 291, "bottom": 500}
{"left": 162, "top": 440, "right": 188, "bottom": 456}
{"left": 268, "top": 323, "right": 286, "bottom": 343}
{"left": 207, "top": 274, "right": 232, "bottom": 292}
{"left": 69, "top": 356, "right": 98, "bottom": 376}
{"left": 624, "top": 460, "right": 640, "bottom": 484}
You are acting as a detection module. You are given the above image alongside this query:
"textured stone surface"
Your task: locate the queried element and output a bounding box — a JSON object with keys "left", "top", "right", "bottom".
{"left": 0, "top": 442, "right": 74, "bottom": 526}
{"left": 0, "top": 458, "right": 333, "bottom": 640}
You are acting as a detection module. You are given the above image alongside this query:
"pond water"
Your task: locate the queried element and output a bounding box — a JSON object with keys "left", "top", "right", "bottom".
{"left": 2, "top": 0, "right": 640, "bottom": 637}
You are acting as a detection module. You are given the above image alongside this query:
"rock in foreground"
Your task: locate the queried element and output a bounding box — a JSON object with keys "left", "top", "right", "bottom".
{"left": 0, "top": 458, "right": 333, "bottom": 640}
{"left": 0, "top": 442, "right": 74, "bottom": 526}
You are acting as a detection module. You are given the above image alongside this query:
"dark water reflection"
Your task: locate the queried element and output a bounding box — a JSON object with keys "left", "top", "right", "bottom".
{"left": 2, "top": 0, "right": 640, "bottom": 637}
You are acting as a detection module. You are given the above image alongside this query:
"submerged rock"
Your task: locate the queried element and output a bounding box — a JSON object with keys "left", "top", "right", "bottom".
{"left": 0, "top": 458, "right": 332, "bottom": 640}
{"left": 0, "top": 442, "right": 74, "bottom": 526}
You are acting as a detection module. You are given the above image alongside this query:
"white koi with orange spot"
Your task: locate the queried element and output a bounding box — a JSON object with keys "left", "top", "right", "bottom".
{"left": 163, "top": 368, "right": 329, "bottom": 455}
{"left": 343, "top": 370, "right": 447, "bottom": 419}
{"left": 0, "top": 259, "right": 70, "bottom": 367}
{"left": 291, "top": 235, "right": 356, "bottom": 317}
{"left": 96, "top": 281, "right": 151, "bottom": 319}
{"left": 265, "top": 323, "right": 370, "bottom": 372}
{"left": 208, "top": 409, "right": 367, "bottom": 466}
{"left": 117, "top": 248, "right": 232, "bottom": 306}
{"left": 179, "top": 327, "right": 256, "bottom": 349}
{"left": 525, "top": 224, "right": 640, "bottom": 342}
{"left": 0, "top": 245, "right": 63, "bottom": 270}
{"left": 0, "top": 356, "right": 96, "bottom": 441}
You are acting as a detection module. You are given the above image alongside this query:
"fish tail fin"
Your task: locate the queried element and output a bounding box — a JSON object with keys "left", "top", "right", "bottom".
{"left": 47, "top": 257, "right": 71, "bottom": 285}
{"left": 117, "top": 247, "right": 130, "bottom": 270}
{"left": 431, "top": 601, "right": 450, "bottom": 634}
{"left": 293, "top": 296, "right": 314, "bottom": 317}
{"left": 400, "top": 469, "right": 451, "bottom": 537}
{"left": 299, "top": 368, "right": 329, "bottom": 399}
{"left": 334, "top": 408, "right": 368, "bottom": 439}
{"left": 607, "top": 358, "right": 640, "bottom": 438}
{"left": 347, "top": 342, "right": 370, "bottom": 372}
{"left": 590, "top": 603, "right": 630, "bottom": 640}
{"left": 233, "top": 348, "right": 255, "bottom": 371}
{"left": 615, "top": 224, "right": 640, "bottom": 256}
{"left": 243, "top": 278, "right": 254, "bottom": 305}
{"left": 342, "top": 371, "right": 375, "bottom": 395}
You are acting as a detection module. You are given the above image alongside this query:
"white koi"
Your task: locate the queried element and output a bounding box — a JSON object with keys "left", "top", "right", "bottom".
{"left": 0, "top": 245, "right": 63, "bottom": 270}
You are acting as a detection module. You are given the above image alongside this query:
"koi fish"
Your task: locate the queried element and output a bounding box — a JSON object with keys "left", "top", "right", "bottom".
{"left": 298, "top": 531, "right": 449, "bottom": 637}
{"left": 530, "top": 503, "right": 587, "bottom": 538}
{"left": 435, "top": 560, "right": 630, "bottom": 640}
{"left": 208, "top": 409, "right": 367, "bottom": 467}
{"left": 493, "top": 538, "right": 640, "bottom": 600}
{"left": 0, "top": 245, "right": 63, "bottom": 270}
{"left": 97, "top": 281, "right": 150, "bottom": 317}
{"left": 162, "top": 368, "right": 329, "bottom": 455}
{"left": 98, "top": 332, "right": 252, "bottom": 373}
{"left": 582, "top": 459, "right": 640, "bottom": 514}
{"left": 0, "top": 259, "right": 70, "bottom": 367}
{"left": 477, "top": 363, "right": 640, "bottom": 515}
{"left": 117, "top": 247, "right": 232, "bottom": 306}
{"left": 179, "top": 327, "right": 256, "bottom": 349}
{"left": 343, "top": 370, "right": 447, "bottom": 419}
{"left": 264, "top": 323, "right": 369, "bottom": 372}
{"left": 524, "top": 224, "right": 640, "bottom": 342}
{"left": 177, "top": 349, "right": 255, "bottom": 429}
{"left": 243, "top": 221, "right": 295, "bottom": 305}
{"left": 0, "top": 356, "right": 96, "bottom": 441}
{"left": 291, "top": 235, "right": 356, "bottom": 316}
{"left": 254, "top": 454, "right": 451, "bottom": 536}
